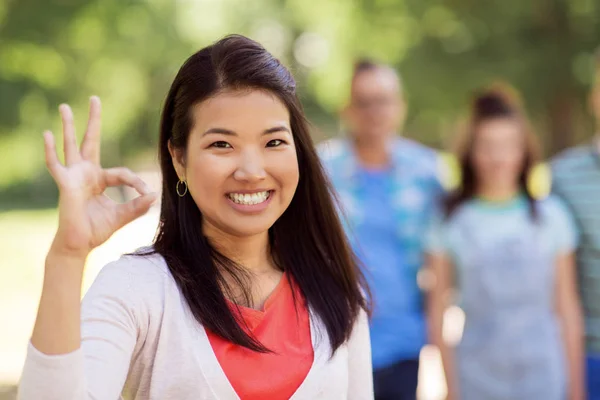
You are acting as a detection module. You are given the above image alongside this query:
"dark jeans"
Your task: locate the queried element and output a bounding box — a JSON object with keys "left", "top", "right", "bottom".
{"left": 589, "top": 355, "right": 600, "bottom": 400}
{"left": 373, "top": 358, "right": 420, "bottom": 400}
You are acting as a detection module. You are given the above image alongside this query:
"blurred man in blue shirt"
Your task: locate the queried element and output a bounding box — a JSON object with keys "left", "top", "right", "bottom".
{"left": 319, "top": 60, "right": 444, "bottom": 400}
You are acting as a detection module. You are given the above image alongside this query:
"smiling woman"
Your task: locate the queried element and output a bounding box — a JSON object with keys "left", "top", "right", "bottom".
{"left": 18, "top": 35, "right": 373, "bottom": 400}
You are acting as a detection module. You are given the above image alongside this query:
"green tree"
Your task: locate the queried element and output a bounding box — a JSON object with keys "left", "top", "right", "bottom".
{"left": 0, "top": 0, "right": 598, "bottom": 209}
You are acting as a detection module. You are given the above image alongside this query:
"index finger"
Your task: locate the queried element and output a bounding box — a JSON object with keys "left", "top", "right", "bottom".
{"left": 80, "top": 96, "right": 102, "bottom": 165}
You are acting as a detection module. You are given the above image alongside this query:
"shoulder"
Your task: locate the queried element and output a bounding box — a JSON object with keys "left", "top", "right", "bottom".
{"left": 535, "top": 195, "right": 579, "bottom": 247}
{"left": 551, "top": 145, "right": 593, "bottom": 175}
{"left": 316, "top": 137, "right": 350, "bottom": 164}
{"left": 441, "top": 197, "right": 474, "bottom": 224}
{"left": 95, "top": 248, "right": 170, "bottom": 283}
{"left": 395, "top": 136, "right": 437, "bottom": 157}
{"left": 79, "top": 249, "right": 173, "bottom": 332}
{"left": 393, "top": 137, "right": 443, "bottom": 179}
{"left": 537, "top": 195, "right": 572, "bottom": 221}
{"left": 84, "top": 248, "right": 173, "bottom": 306}
{"left": 395, "top": 137, "right": 438, "bottom": 163}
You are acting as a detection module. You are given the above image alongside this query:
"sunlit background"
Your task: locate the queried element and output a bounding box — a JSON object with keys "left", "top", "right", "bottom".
{"left": 1, "top": 0, "right": 598, "bottom": 398}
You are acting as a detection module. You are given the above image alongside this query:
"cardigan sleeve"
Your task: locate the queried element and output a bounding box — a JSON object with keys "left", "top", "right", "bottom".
{"left": 18, "top": 259, "right": 141, "bottom": 400}
{"left": 347, "top": 308, "right": 374, "bottom": 399}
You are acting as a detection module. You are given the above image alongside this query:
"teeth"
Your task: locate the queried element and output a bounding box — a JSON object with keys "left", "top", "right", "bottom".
{"left": 228, "top": 191, "right": 270, "bottom": 205}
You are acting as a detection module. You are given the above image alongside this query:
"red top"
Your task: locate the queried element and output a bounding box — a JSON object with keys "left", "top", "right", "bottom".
{"left": 206, "top": 273, "right": 314, "bottom": 399}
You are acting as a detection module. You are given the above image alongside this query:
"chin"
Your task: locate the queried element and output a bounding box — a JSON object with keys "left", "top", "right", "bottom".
{"left": 217, "top": 218, "right": 277, "bottom": 239}
{"left": 229, "top": 226, "right": 271, "bottom": 238}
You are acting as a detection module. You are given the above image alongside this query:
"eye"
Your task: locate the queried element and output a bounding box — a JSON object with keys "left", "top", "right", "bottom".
{"left": 266, "top": 139, "right": 286, "bottom": 147}
{"left": 210, "top": 141, "right": 232, "bottom": 149}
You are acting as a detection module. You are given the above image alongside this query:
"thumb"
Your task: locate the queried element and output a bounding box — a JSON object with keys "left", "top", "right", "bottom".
{"left": 115, "top": 192, "right": 158, "bottom": 229}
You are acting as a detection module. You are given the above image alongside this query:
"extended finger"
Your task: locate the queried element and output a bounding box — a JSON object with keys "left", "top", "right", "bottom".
{"left": 80, "top": 96, "right": 102, "bottom": 165}
{"left": 59, "top": 104, "right": 81, "bottom": 165}
{"left": 103, "top": 167, "right": 152, "bottom": 195}
{"left": 43, "top": 131, "right": 63, "bottom": 178}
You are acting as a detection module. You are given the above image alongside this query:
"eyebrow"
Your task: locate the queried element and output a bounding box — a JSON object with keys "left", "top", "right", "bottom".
{"left": 202, "top": 126, "right": 291, "bottom": 136}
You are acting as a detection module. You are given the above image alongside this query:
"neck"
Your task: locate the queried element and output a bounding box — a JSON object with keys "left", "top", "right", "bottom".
{"left": 204, "top": 227, "right": 275, "bottom": 275}
{"left": 476, "top": 183, "right": 521, "bottom": 203}
{"left": 352, "top": 135, "right": 391, "bottom": 168}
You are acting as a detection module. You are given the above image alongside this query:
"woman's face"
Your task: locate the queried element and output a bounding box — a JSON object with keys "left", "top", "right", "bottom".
{"left": 170, "top": 89, "right": 300, "bottom": 239}
{"left": 471, "top": 118, "right": 525, "bottom": 189}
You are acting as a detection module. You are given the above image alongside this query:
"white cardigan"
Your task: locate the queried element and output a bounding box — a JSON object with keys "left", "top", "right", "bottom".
{"left": 18, "top": 251, "right": 374, "bottom": 400}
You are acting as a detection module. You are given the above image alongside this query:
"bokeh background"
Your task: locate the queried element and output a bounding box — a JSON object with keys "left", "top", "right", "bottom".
{"left": 1, "top": 0, "right": 599, "bottom": 398}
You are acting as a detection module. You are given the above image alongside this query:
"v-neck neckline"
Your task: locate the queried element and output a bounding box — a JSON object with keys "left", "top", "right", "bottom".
{"left": 225, "top": 272, "right": 287, "bottom": 317}
{"left": 194, "top": 308, "right": 328, "bottom": 400}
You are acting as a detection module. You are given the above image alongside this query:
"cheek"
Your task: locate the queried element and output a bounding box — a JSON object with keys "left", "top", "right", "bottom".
{"left": 472, "top": 152, "right": 491, "bottom": 171}
{"left": 186, "top": 155, "right": 232, "bottom": 197}
{"left": 273, "top": 152, "right": 300, "bottom": 189}
{"left": 497, "top": 144, "right": 526, "bottom": 169}
{"left": 473, "top": 152, "right": 524, "bottom": 179}
{"left": 262, "top": 149, "right": 299, "bottom": 197}
{"left": 352, "top": 113, "right": 368, "bottom": 126}
{"left": 508, "top": 151, "right": 526, "bottom": 168}
{"left": 387, "top": 110, "right": 401, "bottom": 128}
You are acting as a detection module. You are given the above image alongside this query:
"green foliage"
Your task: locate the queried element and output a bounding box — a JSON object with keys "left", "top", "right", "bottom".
{"left": 0, "top": 0, "right": 598, "bottom": 209}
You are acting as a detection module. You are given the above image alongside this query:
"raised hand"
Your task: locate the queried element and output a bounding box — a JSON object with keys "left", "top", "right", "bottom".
{"left": 45, "top": 96, "right": 157, "bottom": 259}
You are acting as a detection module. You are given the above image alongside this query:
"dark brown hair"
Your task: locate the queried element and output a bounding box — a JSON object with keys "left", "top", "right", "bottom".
{"left": 353, "top": 58, "right": 379, "bottom": 78}
{"left": 445, "top": 83, "right": 541, "bottom": 218}
{"left": 351, "top": 58, "right": 402, "bottom": 89}
{"left": 144, "top": 35, "right": 369, "bottom": 354}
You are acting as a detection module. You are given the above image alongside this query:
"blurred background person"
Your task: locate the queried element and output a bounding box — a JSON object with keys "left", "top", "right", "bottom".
{"left": 319, "top": 60, "right": 444, "bottom": 400}
{"left": 551, "top": 47, "right": 600, "bottom": 400}
{"left": 426, "top": 85, "right": 584, "bottom": 400}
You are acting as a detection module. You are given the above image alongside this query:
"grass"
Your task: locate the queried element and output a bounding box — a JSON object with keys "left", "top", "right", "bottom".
{"left": 0, "top": 209, "right": 58, "bottom": 397}
{"left": 0, "top": 209, "right": 58, "bottom": 288}
{"left": 0, "top": 386, "right": 16, "bottom": 400}
{"left": 0, "top": 210, "right": 57, "bottom": 390}
{"left": 0, "top": 205, "right": 160, "bottom": 390}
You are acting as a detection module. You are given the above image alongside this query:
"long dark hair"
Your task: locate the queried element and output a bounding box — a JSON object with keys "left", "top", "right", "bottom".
{"left": 445, "top": 83, "right": 541, "bottom": 218}
{"left": 145, "top": 35, "right": 369, "bottom": 354}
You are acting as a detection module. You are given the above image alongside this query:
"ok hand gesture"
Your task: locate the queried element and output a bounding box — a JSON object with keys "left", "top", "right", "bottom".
{"left": 44, "top": 96, "right": 157, "bottom": 260}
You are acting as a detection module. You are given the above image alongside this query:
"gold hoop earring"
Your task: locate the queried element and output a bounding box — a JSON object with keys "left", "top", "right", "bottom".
{"left": 176, "top": 179, "right": 188, "bottom": 197}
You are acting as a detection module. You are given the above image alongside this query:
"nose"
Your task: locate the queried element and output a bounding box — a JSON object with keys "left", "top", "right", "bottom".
{"left": 233, "top": 149, "right": 267, "bottom": 182}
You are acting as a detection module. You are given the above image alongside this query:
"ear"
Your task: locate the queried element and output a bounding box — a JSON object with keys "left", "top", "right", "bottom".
{"left": 168, "top": 139, "right": 186, "bottom": 181}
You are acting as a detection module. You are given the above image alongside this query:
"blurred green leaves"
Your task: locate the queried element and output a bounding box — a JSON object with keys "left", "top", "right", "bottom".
{"left": 0, "top": 0, "right": 598, "bottom": 209}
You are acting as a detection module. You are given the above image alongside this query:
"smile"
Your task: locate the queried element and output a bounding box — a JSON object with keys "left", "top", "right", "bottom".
{"left": 227, "top": 191, "right": 272, "bottom": 205}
